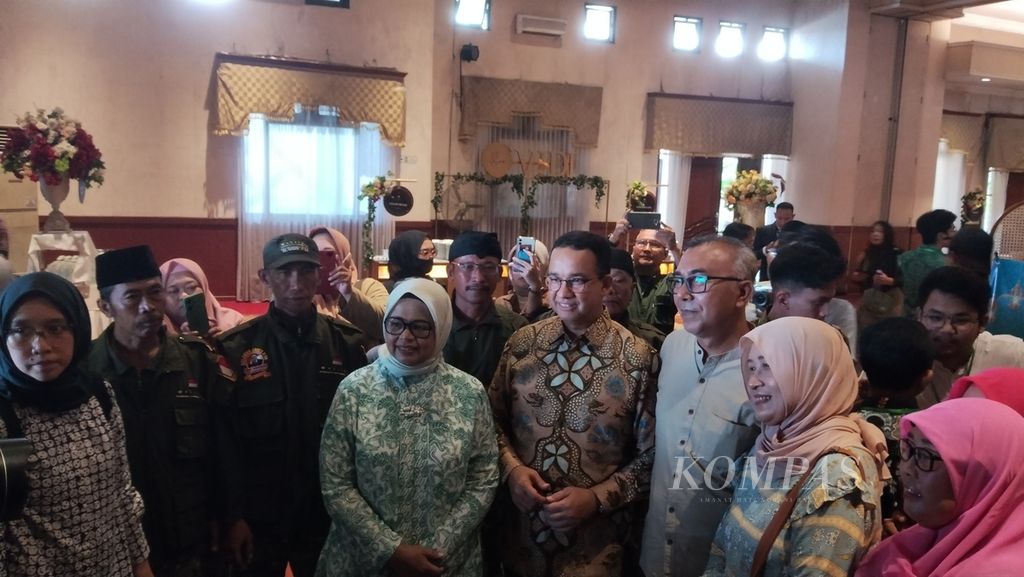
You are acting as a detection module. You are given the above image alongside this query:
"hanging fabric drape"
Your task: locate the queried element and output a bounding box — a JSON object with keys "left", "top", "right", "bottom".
{"left": 985, "top": 169, "right": 1010, "bottom": 232}
{"left": 988, "top": 116, "right": 1024, "bottom": 172}
{"left": 212, "top": 53, "right": 407, "bottom": 145}
{"left": 658, "top": 151, "right": 691, "bottom": 237}
{"left": 460, "top": 77, "right": 604, "bottom": 147}
{"left": 933, "top": 139, "right": 967, "bottom": 218}
{"left": 239, "top": 117, "right": 397, "bottom": 301}
{"left": 645, "top": 93, "right": 792, "bottom": 156}
{"left": 941, "top": 112, "right": 985, "bottom": 189}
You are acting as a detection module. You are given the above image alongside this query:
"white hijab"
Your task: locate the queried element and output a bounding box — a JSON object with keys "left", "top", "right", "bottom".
{"left": 378, "top": 278, "right": 452, "bottom": 378}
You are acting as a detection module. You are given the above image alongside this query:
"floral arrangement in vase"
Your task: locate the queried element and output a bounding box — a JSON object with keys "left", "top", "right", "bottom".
{"left": 961, "top": 187, "right": 985, "bottom": 225}
{"left": 626, "top": 180, "right": 655, "bottom": 211}
{"left": 1, "top": 108, "right": 105, "bottom": 192}
{"left": 723, "top": 170, "right": 778, "bottom": 210}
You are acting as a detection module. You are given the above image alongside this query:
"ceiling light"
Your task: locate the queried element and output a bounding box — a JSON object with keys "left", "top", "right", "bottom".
{"left": 981, "top": 77, "right": 992, "bottom": 82}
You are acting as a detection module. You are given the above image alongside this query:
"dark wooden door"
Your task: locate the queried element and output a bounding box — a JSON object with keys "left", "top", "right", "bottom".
{"left": 684, "top": 156, "right": 724, "bottom": 242}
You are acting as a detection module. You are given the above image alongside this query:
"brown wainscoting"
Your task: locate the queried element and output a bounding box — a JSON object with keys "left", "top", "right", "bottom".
{"left": 45, "top": 216, "right": 238, "bottom": 298}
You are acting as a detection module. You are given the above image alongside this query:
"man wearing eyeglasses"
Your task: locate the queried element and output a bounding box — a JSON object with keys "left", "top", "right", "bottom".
{"left": 914, "top": 266, "right": 1024, "bottom": 408}
{"left": 489, "top": 230, "right": 658, "bottom": 577}
{"left": 627, "top": 229, "right": 679, "bottom": 335}
{"left": 641, "top": 235, "right": 761, "bottom": 577}
{"left": 443, "top": 231, "right": 527, "bottom": 386}
{"left": 87, "top": 245, "right": 234, "bottom": 577}
{"left": 216, "top": 233, "right": 369, "bottom": 577}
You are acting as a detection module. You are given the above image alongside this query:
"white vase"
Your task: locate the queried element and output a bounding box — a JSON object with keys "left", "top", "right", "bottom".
{"left": 40, "top": 178, "right": 72, "bottom": 232}
{"left": 735, "top": 201, "right": 767, "bottom": 229}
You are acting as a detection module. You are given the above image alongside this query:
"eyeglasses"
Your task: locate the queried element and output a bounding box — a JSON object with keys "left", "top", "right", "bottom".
{"left": 634, "top": 239, "right": 667, "bottom": 250}
{"left": 668, "top": 273, "right": 746, "bottom": 294}
{"left": 5, "top": 322, "right": 74, "bottom": 345}
{"left": 418, "top": 247, "right": 437, "bottom": 258}
{"left": 546, "top": 275, "right": 598, "bottom": 293}
{"left": 452, "top": 262, "right": 501, "bottom": 277}
{"left": 900, "top": 439, "right": 944, "bottom": 473}
{"left": 384, "top": 317, "right": 434, "bottom": 339}
{"left": 920, "top": 313, "right": 979, "bottom": 333}
{"left": 166, "top": 282, "right": 200, "bottom": 297}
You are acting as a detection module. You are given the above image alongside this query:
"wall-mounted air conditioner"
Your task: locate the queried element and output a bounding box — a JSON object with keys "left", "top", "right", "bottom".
{"left": 516, "top": 14, "right": 568, "bottom": 37}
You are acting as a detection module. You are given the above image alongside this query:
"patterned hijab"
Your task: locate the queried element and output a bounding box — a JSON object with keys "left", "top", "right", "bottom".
{"left": 378, "top": 278, "right": 452, "bottom": 378}
{"left": 0, "top": 272, "right": 93, "bottom": 412}
{"left": 855, "top": 398, "right": 1024, "bottom": 577}
{"left": 741, "top": 317, "right": 889, "bottom": 478}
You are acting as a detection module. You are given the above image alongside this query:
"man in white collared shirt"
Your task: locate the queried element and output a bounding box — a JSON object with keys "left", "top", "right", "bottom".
{"left": 640, "top": 235, "right": 761, "bottom": 577}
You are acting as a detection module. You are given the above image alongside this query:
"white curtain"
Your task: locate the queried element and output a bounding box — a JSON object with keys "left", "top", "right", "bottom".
{"left": 985, "top": 168, "right": 1010, "bottom": 232}
{"left": 658, "top": 150, "right": 691, "bottom": 234}
{"left": 240, "top": 115, "right": 397, "bottom": 301}
{"left": 933, "top": 139, "right": 967, "bottom": 218}
{"left": 761, "top": 155, "right": 790, "bottom": 225}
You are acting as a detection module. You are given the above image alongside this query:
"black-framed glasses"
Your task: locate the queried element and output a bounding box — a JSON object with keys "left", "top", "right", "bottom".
{"left": 546, "top": 275, "right": 597, "bottom": 293}
{"left": 634, "top": 239, "right": 667, "bottom": 250}
{"left": 5, "top": 322, "right": 74, "bottom": 345}
{"left": 900, "top": 439, "right": 944, "bottom": 473}
{"left": 667, "top": 273, "right": 746, "bottom": 294}
{"left": 453, "top": 262, "right": 501, "bottom": 277}
{"left": 384, "top": 317, "right": 434, "bottom": 338}
{"left": 920, "top": 312, "right": 979, "bottom": 333}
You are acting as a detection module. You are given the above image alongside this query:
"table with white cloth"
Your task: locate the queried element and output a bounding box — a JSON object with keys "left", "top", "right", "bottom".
{"left": 26, "top": 231, "right": 111, "bottom": 338}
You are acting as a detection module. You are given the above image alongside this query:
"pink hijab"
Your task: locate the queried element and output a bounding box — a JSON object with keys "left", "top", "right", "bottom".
{"left": 159, "top": 258, "right": 245, "bottom": 333}
{"left": 741, "top": 317, "right": 889, "bottom": 478}
{"left": 855, "top": 398, "right": 1024, "bottom": 577}
{"left": 309, "top": 226, "right": 357, "bottom": 281}
{"left": 946, "top": 367, "right": 1024, "bottom": 415}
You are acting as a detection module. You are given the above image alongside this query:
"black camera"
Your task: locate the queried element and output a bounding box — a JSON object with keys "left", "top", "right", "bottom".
{"left": 0, "top": 438, "right": 33, "bottom": 521}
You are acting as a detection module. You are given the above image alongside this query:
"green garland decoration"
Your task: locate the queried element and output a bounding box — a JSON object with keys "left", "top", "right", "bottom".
{"left": 358, "top": 172, "right": 394, "bottom": 273}
{"left": 433, "top": 172, "right": 606, "bottom": 235}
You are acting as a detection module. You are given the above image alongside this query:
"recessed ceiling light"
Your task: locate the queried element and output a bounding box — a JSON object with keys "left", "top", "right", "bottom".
{"left": 981, "top": 77, "right": 992, "bottom": 82}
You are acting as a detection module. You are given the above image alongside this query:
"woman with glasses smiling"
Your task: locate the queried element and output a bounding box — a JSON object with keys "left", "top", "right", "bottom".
{"left": 0, "top": 272, "right": 151, "bottom": 576}
{"left": 856, "top": 397, "right": 1024, "bottom": 577}
{"left": 316, "top": 278, "right": 498, "bottom": 577}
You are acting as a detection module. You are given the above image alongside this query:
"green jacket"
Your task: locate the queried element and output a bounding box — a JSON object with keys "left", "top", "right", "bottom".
{"left": 444, "top": 303, "right": 527, "bottom": 386}
{"left": 628, "top": 273, "right": 675, "bottom": 335}
{"left": 86, "top": 327, "right": 232, "bottom": 562}
{"left": 217, "top": 304, "right": 369, "bottom": 539}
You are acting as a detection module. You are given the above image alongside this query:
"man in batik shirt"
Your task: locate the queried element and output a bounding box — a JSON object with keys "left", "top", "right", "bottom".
{"left": 489, "top": 231, "right": 658, "bottom": 577}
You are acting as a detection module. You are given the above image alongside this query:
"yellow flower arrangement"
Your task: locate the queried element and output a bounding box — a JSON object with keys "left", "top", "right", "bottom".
{"left": 723, "top": 170, "right": 778, "bottom": 210}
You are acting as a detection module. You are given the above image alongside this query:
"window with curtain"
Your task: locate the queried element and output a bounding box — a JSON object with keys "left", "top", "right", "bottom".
{"left": 240, "top": 112, "right": 397, "bottom": 301}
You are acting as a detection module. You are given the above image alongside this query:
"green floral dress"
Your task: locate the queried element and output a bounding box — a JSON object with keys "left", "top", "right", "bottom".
{"left": 315, "top": 360, "right": 499, "bottom": 577}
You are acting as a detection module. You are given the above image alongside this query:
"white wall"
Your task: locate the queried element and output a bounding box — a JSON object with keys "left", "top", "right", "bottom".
{"left": 0, "top": 0, "right": 436, "bottom": 220}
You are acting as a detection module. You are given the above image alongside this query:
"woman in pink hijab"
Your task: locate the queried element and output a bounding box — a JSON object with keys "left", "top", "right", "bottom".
{"left": 704, "top": 317, "right": 887, "bottom": 577}
{"left": 309, "top": 226, "right": 389, "bottom": 343}
{"left": 945, "top": 367, "right": 1024, "bottom": 415}
{"left": 160, "top": 258, "right": 245, "bottom": 335}
{"left": 855, "top": 397, "right": 1024, "bottom": 577}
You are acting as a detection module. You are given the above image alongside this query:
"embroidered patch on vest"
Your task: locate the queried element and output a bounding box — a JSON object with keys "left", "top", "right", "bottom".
{"left": 240, "top": 347, "right": 271, "bottom": 381}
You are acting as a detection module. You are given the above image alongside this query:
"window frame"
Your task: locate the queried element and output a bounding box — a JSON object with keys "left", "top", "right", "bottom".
{"left": 455, "top": 0, "right": 491, "bottom": 31}
{"left": 583, "top": 3, "right": 616, "bottom": 44}
{"left": 672, "top": 15, "right": 702, "bottom": 52}
{"left": 757, "top": 26, "right": 788, "bottom": 62}
{"left": 715, "top": 20, "right": 746, "bottom": 58}
{"left": 305, "top": 0, "right": 350, "bottom": 8}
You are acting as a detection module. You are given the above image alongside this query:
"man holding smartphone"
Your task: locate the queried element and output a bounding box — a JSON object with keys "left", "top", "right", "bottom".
{"left": 88, "top": 245, "right": 235, "bottom": 577}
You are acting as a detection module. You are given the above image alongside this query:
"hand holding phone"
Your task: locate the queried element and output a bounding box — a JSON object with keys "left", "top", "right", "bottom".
{"left": 183, "top": 292, "right": 210, "bottom": 335}
{"left": 516, "top": 236, "right": 536, "bottom": 263}
{"left": 318, "top": 251, "right": 338, "bottom": 296}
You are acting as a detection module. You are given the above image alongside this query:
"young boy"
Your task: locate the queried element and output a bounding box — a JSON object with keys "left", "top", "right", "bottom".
{"left": 856, "top": 317, "right": 935, "bottom": 534}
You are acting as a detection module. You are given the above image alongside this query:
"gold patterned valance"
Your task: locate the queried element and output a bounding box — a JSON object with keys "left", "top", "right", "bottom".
{"left": 460, "top": 77, "right": 603, "bottom": 147}
{"left": 212, "top": 53, "right": 407, "bottom": 145}
{"left": 988, "top": 116, "right": 1024, "bottom": 171}
{"left": 645, "top": 94, "right": 792, "bottom": 156}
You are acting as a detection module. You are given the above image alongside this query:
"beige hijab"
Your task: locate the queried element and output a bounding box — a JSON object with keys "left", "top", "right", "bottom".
{"left": 309, "top": 226, "right": 357, "bottom": 281}
{"left": 741, "top": 317, "right": 888, "bottom": 478}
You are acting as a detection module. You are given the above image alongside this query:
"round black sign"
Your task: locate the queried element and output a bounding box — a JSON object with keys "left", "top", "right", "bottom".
{"left": 383, "top": 185, "right": 414, "bottom": 217}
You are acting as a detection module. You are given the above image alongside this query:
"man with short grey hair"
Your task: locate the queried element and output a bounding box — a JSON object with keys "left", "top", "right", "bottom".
{"left": 640, "top": 235, "right": 760, "bottom": 577}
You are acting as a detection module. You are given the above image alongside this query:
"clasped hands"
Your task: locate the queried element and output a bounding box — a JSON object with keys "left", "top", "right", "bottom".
{"left": 507, "top": 465, "right": 599, "bottom": 532}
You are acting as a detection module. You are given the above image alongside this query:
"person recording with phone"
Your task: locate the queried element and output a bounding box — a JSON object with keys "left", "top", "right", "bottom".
{"left": 309, "top": 226, "right": 389, "bottom": 343}
{"left": 160, "top": 258, "right": 246, "bottom": 337}
{"left": 496, "top": 237, "right": 551, "bottom": 321}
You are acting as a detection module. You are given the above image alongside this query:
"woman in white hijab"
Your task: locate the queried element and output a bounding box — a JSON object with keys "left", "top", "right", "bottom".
{"left": 316, "top": 278, "right": 499, "bottom": 577}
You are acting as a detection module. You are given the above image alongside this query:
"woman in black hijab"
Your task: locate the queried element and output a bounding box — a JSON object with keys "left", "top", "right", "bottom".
{"left": 0, "top": 272, "right": 152, "bottom": 576}
{"left": 386, "top": 230, "right": 436, "bottom": 289}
